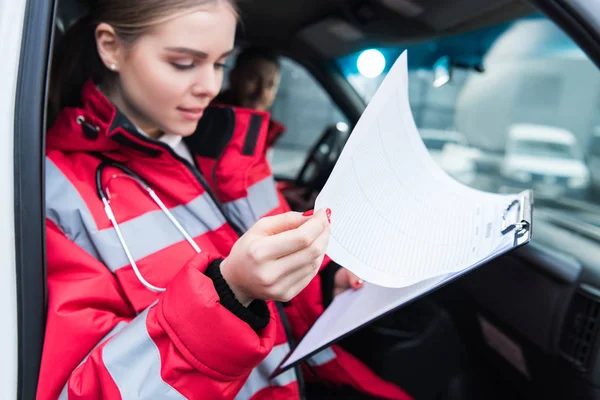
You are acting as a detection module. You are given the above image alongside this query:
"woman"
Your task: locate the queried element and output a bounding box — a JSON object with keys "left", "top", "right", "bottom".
{"left": 214, "top": 46, "right": 286, "bottom": 154}
{"left": 40, "top": 1, "right": 413, "bottom": 399}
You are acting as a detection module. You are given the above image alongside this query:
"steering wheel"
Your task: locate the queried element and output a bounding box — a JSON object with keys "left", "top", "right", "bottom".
{"left": 295, "top": 123, "right": 351, "bottom": 200}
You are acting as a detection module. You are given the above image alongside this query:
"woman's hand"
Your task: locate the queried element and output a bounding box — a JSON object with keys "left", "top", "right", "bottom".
{"left": 333, "top": 268, "right": 364, "bottom": 298}
{"left": 220, "top": 209, "right": 331, "bottom": 306}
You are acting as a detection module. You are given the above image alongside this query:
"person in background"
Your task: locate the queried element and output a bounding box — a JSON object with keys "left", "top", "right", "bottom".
{"left": 215, "top": 46, "right": 361, "bottom": 303}
{"left": 215, "top": 46, "right": 286, "bottom": 160}
{"left": 216, "top": 46, "right": 321, "bottom": 212}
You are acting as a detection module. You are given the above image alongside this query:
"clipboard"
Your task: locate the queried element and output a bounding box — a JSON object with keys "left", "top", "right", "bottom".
{"left": 501, "top": 190, "right": 533, "bottom": 246}
{"left": 270, "top": 190, "right": 534, "bottom": 379}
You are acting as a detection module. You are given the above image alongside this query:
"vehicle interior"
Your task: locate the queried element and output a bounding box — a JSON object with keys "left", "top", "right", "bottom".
{"left": 14, "top": 0, "right": 600, "bottom": 399}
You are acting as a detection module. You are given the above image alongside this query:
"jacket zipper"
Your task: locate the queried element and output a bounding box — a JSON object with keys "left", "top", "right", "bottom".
{"left": 187, "top": 130, "right": 309, "bottom": 397}
{"left": 211, "top": 153, "right": 223, "bottom": 208}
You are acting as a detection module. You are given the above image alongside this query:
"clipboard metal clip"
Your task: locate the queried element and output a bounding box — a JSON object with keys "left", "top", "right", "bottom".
{"left": 501, "top": 197, "right": 529, "bottom": 235}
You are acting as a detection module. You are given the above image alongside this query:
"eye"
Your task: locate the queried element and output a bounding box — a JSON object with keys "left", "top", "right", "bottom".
{"left": 214, "top": 62, "right": 227, "bottom": 70}
{"left": 171, "top": 62, "right": 195, "bottom": 70}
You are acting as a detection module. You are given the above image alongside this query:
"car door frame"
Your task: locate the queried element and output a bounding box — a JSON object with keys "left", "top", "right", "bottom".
{"left": 1, "top": 0, "right": 30, "bottom": 398}
{"left": 13, "top": 0, "right": 56, "bottom": 398}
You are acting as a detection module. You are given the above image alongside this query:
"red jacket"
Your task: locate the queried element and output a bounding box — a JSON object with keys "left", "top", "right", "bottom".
{"left": 266, "top": 119, "right": 286, "bottom": 150}
{"left": 38, "top": 81, "right": 412, "bottom": 400}
{"left": 211, "top": 94, "right": 285, "bottom": 153}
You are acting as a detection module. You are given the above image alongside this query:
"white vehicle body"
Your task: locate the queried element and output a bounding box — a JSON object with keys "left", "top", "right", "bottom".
{"left": 0, "top": 0, "right": 26, "bottom": 397}
{"left": 501, "top": 124, "right": 590, "bottom": 196}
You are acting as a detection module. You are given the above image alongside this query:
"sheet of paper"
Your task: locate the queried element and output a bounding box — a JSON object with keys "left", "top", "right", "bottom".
{"left": 315, "top": 51, "right": 520, "bottom": 288}
{"left": 279, "top": 232, "right": 516, "bottom": 371}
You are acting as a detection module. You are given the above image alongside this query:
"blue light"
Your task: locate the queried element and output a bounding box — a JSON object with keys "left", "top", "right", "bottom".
{"left": 357, "top": 49, "right": 386, "bottom": 78}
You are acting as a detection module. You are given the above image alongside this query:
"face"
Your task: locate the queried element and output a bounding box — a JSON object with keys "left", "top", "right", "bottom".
{"left": 96, "top": 3, "right": 237, "bottom": 137}
{"left": 231, "top": 59, "right": 281, "bottom": 112}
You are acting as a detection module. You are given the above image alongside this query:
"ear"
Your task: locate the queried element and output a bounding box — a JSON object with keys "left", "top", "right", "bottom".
{"left": 95, "top": 23, "right": 123, "bottom": 72}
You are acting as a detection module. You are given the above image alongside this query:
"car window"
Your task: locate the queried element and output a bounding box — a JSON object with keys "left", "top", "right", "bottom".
{"left": 512, "top": 140, "right": 576, "bottom": 159}
{"left": 337, "top": 15, "right": 600, "bottom": 210}
{"left": 269, "top": 58, "right": 349, "bottom": 180}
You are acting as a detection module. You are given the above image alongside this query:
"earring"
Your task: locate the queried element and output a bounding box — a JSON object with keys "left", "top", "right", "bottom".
{"left": 110, "top": 63, "right": 117, "bottom": 71}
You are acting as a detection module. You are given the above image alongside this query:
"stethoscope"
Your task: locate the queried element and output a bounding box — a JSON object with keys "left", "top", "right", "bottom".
{"left": 96, "top": 161, "right": 201, "bottom": 293}
{"left": 96, "top": 160, "right": 310, "bottom": 398}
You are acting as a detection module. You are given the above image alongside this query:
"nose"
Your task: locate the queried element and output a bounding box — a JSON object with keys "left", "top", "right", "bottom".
{"left": 191, "top": 65, "right": 222, "bottom": 99}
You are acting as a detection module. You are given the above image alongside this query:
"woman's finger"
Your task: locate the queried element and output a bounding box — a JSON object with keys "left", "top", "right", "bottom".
{"left": 253, "top": 211, "right": 310, "bottom": 236}
{"left": 345, "top": 270, "right": 365, "bottom": 290}
{"left": 332, "top": 268, "right": 365, "bottom": 298}
{"left": 333, "top": 286, "right": 347, "bottom": 298}
{"left": 250, "top": 226, "right": 329, "bottom": 291}
{"left": 270, "top": 257, "right": 322, "bottom": 301}
{"left": 262, "top": 227, "right": 330, "bottom": 297}
{"left": 273, "top": 223, "right": 330, "bottom": 273}
{"left": 259, "top": 209, "right": 329, "bottom": 259}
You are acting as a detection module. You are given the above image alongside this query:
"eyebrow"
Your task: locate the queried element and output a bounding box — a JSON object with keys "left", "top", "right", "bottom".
{"left": 164, "top": 47, "right": 235, "bottom": 59}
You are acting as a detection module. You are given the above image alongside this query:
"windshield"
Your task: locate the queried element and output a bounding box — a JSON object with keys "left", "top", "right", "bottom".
{"left": 512, "top": 140, "right": 577, "bottom": 159}
{"left": 337, "top": 14, "right": 599, "bottom": 212}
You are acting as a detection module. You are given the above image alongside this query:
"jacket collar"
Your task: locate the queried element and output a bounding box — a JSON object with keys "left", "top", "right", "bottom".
{"left": 266, "top": 119, "right": 286, "bottom": 149}
{"left": 46, "top": 80, "right": 162, "bottom": 158}
{"left": 47, "top": 79, "right": 270, "bottom": 162}
{"left": 210, "top": 94, "right": 283, "bottom": 152}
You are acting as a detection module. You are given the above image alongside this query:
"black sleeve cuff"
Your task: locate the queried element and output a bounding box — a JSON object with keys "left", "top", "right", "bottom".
{"left": 320, "top": 261, "right": 343, "bottom": 308}
{"left": 205, "top": 259, "right": 270, "bottom": 331}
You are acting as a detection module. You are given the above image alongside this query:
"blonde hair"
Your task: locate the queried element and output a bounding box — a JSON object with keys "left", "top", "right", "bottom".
{"left": 49, "top": 0, "right": 238, "bottom": 123}
{"left": 94, "top": 0, "right": 238, "bottom": 42}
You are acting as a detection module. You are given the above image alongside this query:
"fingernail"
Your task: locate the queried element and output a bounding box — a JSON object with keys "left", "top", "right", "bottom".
{"left": 302, "top": 210, "right": 314, "bottom": 217}
{"left": 326, "top": 208, "right": 332, "bottom": 224}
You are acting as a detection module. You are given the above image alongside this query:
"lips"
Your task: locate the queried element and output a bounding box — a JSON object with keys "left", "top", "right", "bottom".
{"left": 177, "top": 106, "right": 205, "bottom": 121}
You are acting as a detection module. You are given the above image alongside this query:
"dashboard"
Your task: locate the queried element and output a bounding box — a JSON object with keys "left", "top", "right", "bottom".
{"left": 458, "top": 215, "right": 600, "bottom": 399}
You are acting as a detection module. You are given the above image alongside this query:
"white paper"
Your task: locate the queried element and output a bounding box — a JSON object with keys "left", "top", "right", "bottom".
{"left": 277, "top": 51, "right": 530, "bottom": 373}
{"left": 315, "top": 51, "right": 520, "bottom": 288}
